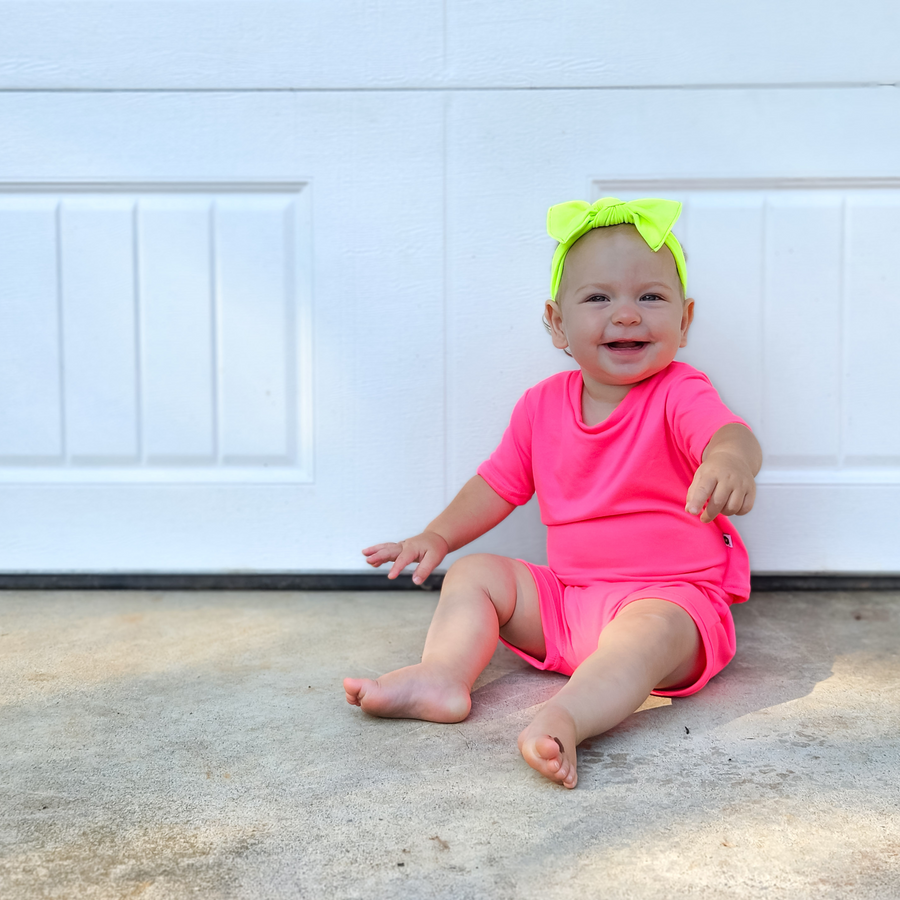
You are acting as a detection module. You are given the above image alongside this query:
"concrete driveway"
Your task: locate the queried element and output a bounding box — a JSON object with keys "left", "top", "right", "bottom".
{"left": 2, "top": 589, "right": 898, "bottom": 899}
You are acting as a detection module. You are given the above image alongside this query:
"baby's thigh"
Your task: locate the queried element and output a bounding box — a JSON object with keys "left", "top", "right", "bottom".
{"left": 444, "top": 553, "right": 545, "bottom": 661}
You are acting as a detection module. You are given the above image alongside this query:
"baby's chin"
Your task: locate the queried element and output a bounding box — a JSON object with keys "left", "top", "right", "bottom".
{"left": 587, "top": 356, "right": 678, "bottom": 387}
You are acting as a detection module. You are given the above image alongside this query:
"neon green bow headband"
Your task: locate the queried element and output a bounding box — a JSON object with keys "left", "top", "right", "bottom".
{"left": 547, "top": 197, "right": 688, "bottom": 301}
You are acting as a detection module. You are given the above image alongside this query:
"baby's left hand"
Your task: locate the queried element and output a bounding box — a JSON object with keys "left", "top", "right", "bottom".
{"left": 685, "top": 452, "right": 756, "bottom": 524}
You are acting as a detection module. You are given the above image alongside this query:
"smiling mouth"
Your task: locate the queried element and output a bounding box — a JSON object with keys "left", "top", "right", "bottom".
{"left": 605, "top": 341, "right": 648, "bottom": 350}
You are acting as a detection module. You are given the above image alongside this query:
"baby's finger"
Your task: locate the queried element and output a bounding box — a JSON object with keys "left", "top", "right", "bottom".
{"left": 362, "top": 543, "right": 391, "bottom": 556}
{"left": 685, "top": 473, "right": 715, "bottom": 517}
{"left": 700, "top": 483, "right": 732, "bottom": 522}
{"left": 707, "top": 484, "right": 753, "bottom": 522}
{"left": 387, "top": 545, "right": 421, "bottom": 579}
{"left": 719, "top": 488, "right": 753, "bottom": 518}
{"left": 362, "top": 543, "right": 401, "bottom": 567}
{"left": 362, "top": 542, "right": 402, "bottom": 558}
{"left": 726, "top": 489, "right": 752, "bottom": 517}
{"left": 411, "top": 548, "right": 443, "bottom": 585}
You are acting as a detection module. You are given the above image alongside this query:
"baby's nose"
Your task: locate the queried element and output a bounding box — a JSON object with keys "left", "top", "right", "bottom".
{"left": 611, "top": 302, "right": 641, "bottom": 324}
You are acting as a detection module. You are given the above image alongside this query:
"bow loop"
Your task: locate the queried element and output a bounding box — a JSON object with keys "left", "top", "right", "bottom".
{"left": 547, "top": 200, "right": 599, "bottom": 244}
{"left": 547, "top": 197, "right": 687, "bottom": 300}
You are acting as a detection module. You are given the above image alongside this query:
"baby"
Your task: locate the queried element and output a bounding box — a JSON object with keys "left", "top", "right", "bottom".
{"left": 344, "top": 197, "right": 762, "bottom": 789}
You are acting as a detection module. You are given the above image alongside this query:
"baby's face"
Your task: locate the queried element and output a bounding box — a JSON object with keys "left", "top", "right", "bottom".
{"left": 546, "top": 225, "right": 693, "bottom": 389}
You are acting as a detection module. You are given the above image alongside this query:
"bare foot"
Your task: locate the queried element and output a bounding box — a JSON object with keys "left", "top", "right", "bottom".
{"left": 517, "top": 704, "right": 579, "bottom": 789}
{"left": 343, "top": 663, "right": 471, "bottom": 723}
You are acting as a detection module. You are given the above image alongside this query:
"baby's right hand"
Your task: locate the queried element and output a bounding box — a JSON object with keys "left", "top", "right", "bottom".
{"left": 362, "top": 531, "right": 450, "bottom": 585}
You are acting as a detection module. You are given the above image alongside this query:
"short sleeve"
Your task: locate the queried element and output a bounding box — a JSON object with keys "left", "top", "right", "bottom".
{"left": 666, "top": 369, "right": 750, "bottom": 467}
{"left": 476, "top": 391, "right": 536, "bottom": 506}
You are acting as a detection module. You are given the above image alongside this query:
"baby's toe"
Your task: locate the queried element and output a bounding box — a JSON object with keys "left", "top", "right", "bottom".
{"left": 535, "top": 736, "right": 563, "bottom": 763}
{"left": 558, "top": 758, "right": 577, "bottom": 789}
{"left": 343, "top": 677, "right": 368, "bottom": 706}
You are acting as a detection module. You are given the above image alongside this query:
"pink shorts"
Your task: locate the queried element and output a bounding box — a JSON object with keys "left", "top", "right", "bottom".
{"left": 500, "top": 561, "right": 737, "bottom": 697}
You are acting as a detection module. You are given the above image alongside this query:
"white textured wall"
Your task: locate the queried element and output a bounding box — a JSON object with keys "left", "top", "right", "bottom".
{"left": 0, "top": 2, "right": 897, "bottom": 573}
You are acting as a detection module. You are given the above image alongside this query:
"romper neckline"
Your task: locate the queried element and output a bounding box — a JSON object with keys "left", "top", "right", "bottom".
{"left": 567, "top": 368, "right": 660, "bottom": 434}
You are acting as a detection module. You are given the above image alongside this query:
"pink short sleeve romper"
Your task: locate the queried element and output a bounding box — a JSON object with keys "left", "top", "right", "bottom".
{"left": 476, "top": 361, "right": 751, "bottom": 697}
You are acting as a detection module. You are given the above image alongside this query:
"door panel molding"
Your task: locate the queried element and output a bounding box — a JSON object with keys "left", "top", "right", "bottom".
{"left": 0, "top": 183, "right": 313, "bottom": 483}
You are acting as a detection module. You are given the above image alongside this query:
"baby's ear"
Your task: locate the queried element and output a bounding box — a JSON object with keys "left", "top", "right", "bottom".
{"left": 545, "top": 300, "right": 568, "bottom": 349}
{"left": 679, "top": 297, "right": 695, "bottom": 347}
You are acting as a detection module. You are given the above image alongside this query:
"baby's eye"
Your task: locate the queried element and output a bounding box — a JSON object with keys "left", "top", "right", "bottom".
{"left": 640, "top": 293, "right": 664, "bottom": 302}
{"left": 584, "top": 294, "right": 610, "bottom": 303}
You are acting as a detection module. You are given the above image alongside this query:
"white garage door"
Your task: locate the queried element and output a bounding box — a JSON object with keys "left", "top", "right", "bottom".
{"left": 0, "top": 3, "right": 897, "bottom": 575}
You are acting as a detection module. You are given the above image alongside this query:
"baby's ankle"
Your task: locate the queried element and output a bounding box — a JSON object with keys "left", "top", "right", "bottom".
{"left": 419, "top": 656, "right": 473, "bottom": 687}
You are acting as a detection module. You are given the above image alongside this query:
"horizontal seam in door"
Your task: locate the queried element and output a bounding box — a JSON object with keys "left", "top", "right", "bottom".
{"left": 0, "top": 83, "right": 894, "bottom": 94}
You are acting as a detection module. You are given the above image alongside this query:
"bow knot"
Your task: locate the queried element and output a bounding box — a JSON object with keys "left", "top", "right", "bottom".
{"left": 547, "top": 197, "right": 687, "bottom": 300}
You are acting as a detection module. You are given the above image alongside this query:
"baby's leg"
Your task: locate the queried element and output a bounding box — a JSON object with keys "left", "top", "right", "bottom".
{"left": 518, "top": 599, "right": 702, "bottom": 789}
{"left": 344, "top": 554, "right": 544, "bottom": 723}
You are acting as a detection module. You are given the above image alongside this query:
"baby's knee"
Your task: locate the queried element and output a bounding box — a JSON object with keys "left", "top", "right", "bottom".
{"left": 443, "top": 553, "right": 513, "bottom": 589}
{"left": 616, "top": 598, "right": 698, "bottom": 640}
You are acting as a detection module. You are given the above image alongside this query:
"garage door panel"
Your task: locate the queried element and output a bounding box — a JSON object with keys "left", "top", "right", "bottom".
{"left": 740, "top": 485, "right": 900, "bottom": 573}
{"left": 217, "top": 196, "right": 296, "bottom": 464}
{"left": 763, "top": 194, "right": 842, "bottom": 467}
{"left": 60, "top": 198, "right": 139, "bottom": 463}
{"left": 139, "top": 198, "right": 215, "bottom": 463}
{"left": 3, "top": 3, "right": 897, "bottom": 90}
{"left": 0, "top": 67, "right": 895, "bottom": 572}
{"left": 0, "top": 92, "right": 446, "bottom": 571}
{"left": 0, "top": 197, "right": 61, "bottom": 460}
{"left": 0, "top": 1, "right": 445, "bottom": 90}
{"left": 844, "top": 195, "right": 900, "bottom": 465}
{"left": 446, "top": 2, "right": 900, "bottom": 87}
{"left": 673, "top": 192, "right": 765, "bottom": 430}
{"left": 0, "top": 185, "right": 312, "bottom": 479}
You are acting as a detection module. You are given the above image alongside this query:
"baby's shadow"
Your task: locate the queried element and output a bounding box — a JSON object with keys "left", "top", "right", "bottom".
{"left": 468, "top": 648, "right": 568, "bottom": 721}
{"left": 587, "top": 591, "right": 899, "bottom": 752}
{"left": 470, "top": 592, "right": 894, "bottom": 737}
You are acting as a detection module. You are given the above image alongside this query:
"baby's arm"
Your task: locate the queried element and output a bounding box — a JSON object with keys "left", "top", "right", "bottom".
{"left": 685, "top": 423, "right": 762, "bottom": 524}
{"left": 362, "top": 475, "right": 516, "bottom": 585}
